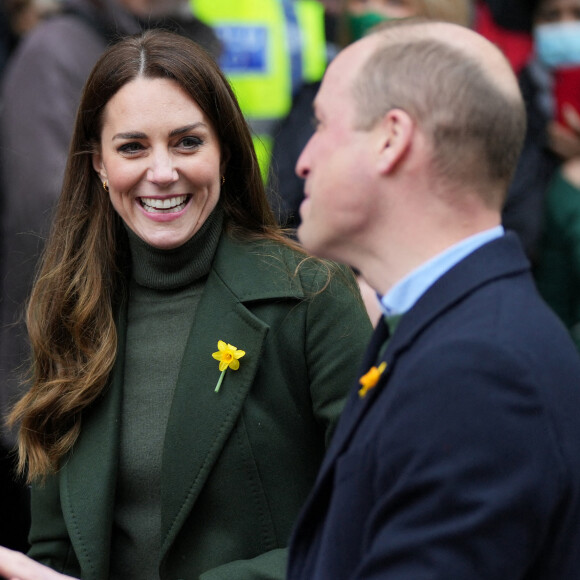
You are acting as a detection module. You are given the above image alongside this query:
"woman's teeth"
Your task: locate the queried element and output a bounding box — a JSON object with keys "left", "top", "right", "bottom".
{"left": 140, "top": 195, "right": 189, "bottom": 213}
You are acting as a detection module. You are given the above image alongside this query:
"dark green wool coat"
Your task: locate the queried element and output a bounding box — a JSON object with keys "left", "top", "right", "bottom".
{"left": 28, "top": 232, "right": 372, "bottom": 580}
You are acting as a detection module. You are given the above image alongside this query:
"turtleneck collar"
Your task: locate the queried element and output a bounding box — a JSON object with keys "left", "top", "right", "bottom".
{"left": 126, "top": 206, "right": 224, "bottom": 291}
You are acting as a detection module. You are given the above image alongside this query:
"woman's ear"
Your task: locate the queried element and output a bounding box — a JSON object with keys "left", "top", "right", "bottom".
{"left": 376, "top": 108, "right": 414, "bottom": 175}
{"left": 92, "top": 151, "right": 107, "bottom": 182}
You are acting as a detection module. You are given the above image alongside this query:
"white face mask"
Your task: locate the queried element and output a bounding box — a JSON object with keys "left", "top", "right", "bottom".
{"left": 534, "top": 21, "right": 580, "bottom": 68}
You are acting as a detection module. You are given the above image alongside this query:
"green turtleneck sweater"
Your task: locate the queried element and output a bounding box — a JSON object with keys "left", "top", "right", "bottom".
{"left": 109, "top": 210, "right": 223, "bottom": 580}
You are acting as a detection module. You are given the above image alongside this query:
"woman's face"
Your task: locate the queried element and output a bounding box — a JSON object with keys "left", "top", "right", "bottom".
{"left": 93, "top": 77, "right": 223, "bottom": 250}
{"left": 347, "top": 0, "right": 419, "bottom": 19}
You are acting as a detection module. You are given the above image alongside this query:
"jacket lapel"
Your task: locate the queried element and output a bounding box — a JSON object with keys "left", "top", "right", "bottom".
{"left": 315, "top": 316, "right": 395, "bottom": 474}
{"left": 310, "top": 233, "right": 530, "bottom": 489}
{"left": 159, "top": 233, "right": 304, "bottom": 557}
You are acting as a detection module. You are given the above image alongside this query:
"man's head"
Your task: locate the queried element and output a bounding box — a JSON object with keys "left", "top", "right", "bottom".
{"left": 296, "top": 20, "right": 525, "bottom": 286}
{"left": 353, "top": 21, "right": 525, "bottom": 198}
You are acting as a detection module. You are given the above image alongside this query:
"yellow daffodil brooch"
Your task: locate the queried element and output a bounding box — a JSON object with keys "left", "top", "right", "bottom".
{"left": 358, "top": 362, "right": 387, "bottom": 398}
{"left": 212, "top": 340, "right": 246, "bottom": 393}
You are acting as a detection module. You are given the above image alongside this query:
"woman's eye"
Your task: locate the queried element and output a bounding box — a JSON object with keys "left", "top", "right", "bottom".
{"left": 179, "top": 136, "right": 203, "bottom": 149}
{"left": 118, "top": 142, "right": 144, "bottom": 154}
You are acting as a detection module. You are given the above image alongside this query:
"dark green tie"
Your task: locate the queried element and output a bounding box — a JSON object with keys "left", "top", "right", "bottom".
{"left": 377, "top": 313, "right": 402, "bottom": 362}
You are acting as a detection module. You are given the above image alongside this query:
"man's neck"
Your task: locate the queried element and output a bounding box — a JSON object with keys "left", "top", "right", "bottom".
{"left": 357, "top": 214, "right": 502, "bottom": 297}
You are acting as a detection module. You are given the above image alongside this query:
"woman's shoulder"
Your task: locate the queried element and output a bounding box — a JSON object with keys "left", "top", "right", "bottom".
{"left": 216, "top": 233, "right": 359, "bottom": 299}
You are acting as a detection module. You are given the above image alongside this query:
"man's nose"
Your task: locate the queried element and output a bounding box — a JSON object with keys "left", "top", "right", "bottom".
{"left": 295, "top": 144, "right": 311, "bottom": 179}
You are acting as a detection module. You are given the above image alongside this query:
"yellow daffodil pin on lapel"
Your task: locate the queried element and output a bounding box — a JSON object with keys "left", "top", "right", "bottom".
{"left": 358, "top": 361, "right": 387, "bottom": 398}
{"left": 212, "top": 340, "right": 246, "bottom": 393}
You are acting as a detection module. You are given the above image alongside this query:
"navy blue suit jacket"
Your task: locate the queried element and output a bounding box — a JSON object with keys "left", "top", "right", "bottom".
{"left": 287, "top": 233, "right": 580, "bottom": 579}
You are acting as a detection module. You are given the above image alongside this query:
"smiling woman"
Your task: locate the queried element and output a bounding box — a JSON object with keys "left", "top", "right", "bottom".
{"left": 4, "top": 29, "right": 372, "bottom": 580}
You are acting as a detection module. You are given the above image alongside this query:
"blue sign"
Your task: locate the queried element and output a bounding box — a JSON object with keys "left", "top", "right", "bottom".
{"left": 217, "top": 25, "right": 269, "bottom": 74}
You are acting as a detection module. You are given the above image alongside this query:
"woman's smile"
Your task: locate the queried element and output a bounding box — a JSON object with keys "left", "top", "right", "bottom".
{"left": 138, "top": 194, "right": 192, "bottom": 215}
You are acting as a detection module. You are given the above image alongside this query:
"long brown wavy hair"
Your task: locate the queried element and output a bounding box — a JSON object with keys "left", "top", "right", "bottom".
{"left": 8, "top": 29, "right": 306, "bottom": 482}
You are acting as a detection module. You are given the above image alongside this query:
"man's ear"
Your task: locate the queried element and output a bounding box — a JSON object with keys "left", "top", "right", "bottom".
{"left": 92, "top": 151, "right": 107, "bottom": 182}
{"left": 376, "top": 108, "right": 414, "bottom": 175}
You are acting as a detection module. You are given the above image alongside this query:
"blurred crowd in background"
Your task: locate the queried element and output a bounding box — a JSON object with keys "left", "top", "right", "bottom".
{"left": 1, "top": 0, "right": 580, "bottom": 556}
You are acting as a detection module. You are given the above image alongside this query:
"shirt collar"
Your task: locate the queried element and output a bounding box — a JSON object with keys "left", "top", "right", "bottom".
{"left": 379, "top": 226, "right": 504, "bottom": 317}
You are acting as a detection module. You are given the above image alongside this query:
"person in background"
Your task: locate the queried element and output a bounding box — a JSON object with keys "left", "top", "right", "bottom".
{"left": 1, "top": 29, "right": 371, "bottom": 580}
{"left": 500, "top": 0, "right": 580, "bottom": 264}
{"left": 0, "top": 0, "right": 59, "bottom": 554}
{"left": 532, "top": 0, "right": 580, "bottom": 348}
{"left": 473, "top": 0, "right": 533, "bottom": 74}
{"left": 0, "top": 0, "right": 219, "bottom": 553}
{"left": 0, "top": 2, "right": 17, "bottom": 72}
{"left": 1, "top": 0, "right": 59, "bottom": 89}
{"left": 0, "top": 0, "right": 30, "bottom": 73}
{"left": 189, "top": 0, "right": 329, "bottom": 182}
{"left": 286, "top": 19, "right": 580, "bottom": 578}
{"left": 496, "top": 0, "right": 574, "bottom": 265}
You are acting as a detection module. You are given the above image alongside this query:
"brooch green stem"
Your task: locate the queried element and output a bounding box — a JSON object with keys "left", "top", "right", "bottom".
{"left": 215, "top": 368, "right": 227, "bottom": 393}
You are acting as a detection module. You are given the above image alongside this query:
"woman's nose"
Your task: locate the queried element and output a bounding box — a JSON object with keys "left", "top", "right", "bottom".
{"left": 146, "top": 151, "right": 179, "bottom": 185}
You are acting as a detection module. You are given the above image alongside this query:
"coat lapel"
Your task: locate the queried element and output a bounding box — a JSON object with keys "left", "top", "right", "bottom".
{"left": 310, "top": 233, "right": 530, "bottom": 490}
{"left": 159, "top": 233, "right": 304, "bottom": 558}
{"left": 315, "top": 316, "right": 394, "bottom": 474}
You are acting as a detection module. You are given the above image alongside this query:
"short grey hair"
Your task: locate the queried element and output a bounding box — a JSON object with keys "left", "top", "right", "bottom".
{"left": 352, "top": 28, "right": 526, "bottom": 207}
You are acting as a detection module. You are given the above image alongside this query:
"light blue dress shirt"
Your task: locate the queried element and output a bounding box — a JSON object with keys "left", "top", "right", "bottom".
{"left": 380, "top": 226, "right": 504, "bottom": 317}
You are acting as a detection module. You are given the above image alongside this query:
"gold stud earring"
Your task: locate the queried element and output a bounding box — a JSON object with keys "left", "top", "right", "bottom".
{"left": 221, "top": 175, "right": 225, "bottom": 185}
{"left": 102, "top": 180, "right": 109, "bottom": 192}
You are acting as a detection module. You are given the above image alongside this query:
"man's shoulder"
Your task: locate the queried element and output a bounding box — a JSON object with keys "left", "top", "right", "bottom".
{"left": 394, "top": 234, "right": 530, "bottom": 342}
{"left": 391, "top": 233, "right": 579, "bottom": 385}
